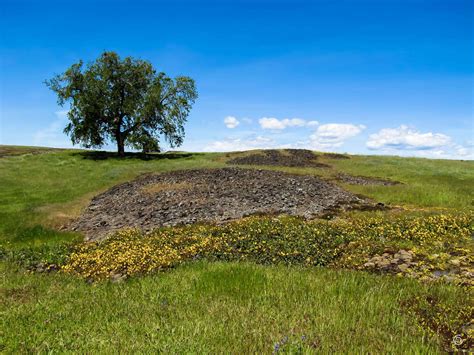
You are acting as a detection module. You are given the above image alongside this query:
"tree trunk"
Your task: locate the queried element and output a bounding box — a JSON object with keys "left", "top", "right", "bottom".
{"left": 116, "top": 132, "right": 125, "bottom": 157}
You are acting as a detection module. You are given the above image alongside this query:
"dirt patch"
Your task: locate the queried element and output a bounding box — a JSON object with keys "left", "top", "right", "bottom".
{"left": 227, "top": 149, "right": 329, "bottom": 168}
{"left": 71, "top": 167, "right": 373, "bottom": 241}
{"left": 36, "top": 189, "right": 110, "bottom": 230}
{"left": 337, "top": 174, "right": 401, "bottom": 186}
{"left": 0, "top": 286, "right": 36, "bottom": 305}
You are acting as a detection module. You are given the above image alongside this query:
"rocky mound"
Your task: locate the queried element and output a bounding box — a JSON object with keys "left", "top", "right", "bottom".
{"left": 323, "top": 153, "right": 350, "bottom": 160}
{"left": 337, "top": 174, "right": 401, "bottom": 186}
{"left": 71, "top": 167, "right": 370, "bottom": 240}
{"left": 227, "top": 149, "right": 329, "bottom": 168}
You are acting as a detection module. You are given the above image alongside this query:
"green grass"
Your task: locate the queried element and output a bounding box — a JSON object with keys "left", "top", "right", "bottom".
{"left": 327, "top": 154, "right": 474, "bottom": 210}
{"left": 3, "top": 261, "right": 464, "bottom": 353}
{"left": 0, "top": 145, "right": 66, "bottom": 157}
{"left": 224, "top": 150, "right": 474, "bottom": 210}
{"left": 1, "top": 146, "right": 472, "bottom": 353}
{"left": 0, "top": 149, "right": 223, "bottom": 247}
{"left": 1, "top": 147, "right": 472, "bottom": 247}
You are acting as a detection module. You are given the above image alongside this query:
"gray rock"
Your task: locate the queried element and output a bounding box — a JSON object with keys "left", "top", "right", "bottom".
{"left": 398, "top": 264, "right": 410, "bottom": 272}
{"left": 377, "top": 259, "right": 391, "bottom": 269}
{"left": 70, "top": 167, "right": 375, "bottom": 241}
{"left": 110, "top": 273, "right": 127, "bottom": 283}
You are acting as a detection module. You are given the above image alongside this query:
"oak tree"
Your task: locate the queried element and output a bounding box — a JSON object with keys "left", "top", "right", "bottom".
{"left": 46, "top": 51, "right": 197, "bottom": 156}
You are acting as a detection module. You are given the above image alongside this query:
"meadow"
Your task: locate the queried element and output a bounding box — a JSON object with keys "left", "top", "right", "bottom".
{"left": 1, "top": 146, "right": 473, "bottom": 353}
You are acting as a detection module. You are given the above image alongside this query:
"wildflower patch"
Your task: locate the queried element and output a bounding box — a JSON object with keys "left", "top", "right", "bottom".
{"left": 62, "top": 213, "right": 473, "bottom": 286}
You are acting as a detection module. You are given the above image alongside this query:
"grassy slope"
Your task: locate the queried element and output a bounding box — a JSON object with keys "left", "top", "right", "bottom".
{"left": 1, "top": 146, "right": 473, "bottom": 352}
{"left": 1, "top": 148, "right": 472, "bottom": 247}
{"left": 225, "top": 152, "right": 474, "bottom": 210}
{"left": 3, "top": 261, "right": 458, "bottom": 353}
{"left": 0, "top": 149, "right": 223, "bottom": 247}
{"left": 328, "top": 154, "right": 474, "bottom": 209}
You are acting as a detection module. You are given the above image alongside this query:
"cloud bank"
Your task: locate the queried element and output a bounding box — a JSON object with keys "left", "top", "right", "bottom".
{"left": 259, "top": 117, "right": 318, "bottom": 130}
{"left": 366, "top": 125, "right": 473, "bottom": 159}
{"left": 367, "top": 125, "right": 451, "bottom": 150}
{"left": 203, "top": 115, "right": 473, "bottom": 160}
{"left": 203, "top": 135, "right": 277, "bottom": 152}
{"left": 309, "top": 123, "right": 365, "bottom": 150}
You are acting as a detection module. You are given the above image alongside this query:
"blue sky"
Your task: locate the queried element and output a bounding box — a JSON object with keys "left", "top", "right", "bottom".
{"left": 1, "top": 0, "right": 472, "bottom": 159}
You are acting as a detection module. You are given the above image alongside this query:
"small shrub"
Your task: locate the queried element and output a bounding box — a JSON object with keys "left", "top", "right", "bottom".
{"left": 1, "top": 242, "right": 73, "bottom": 271}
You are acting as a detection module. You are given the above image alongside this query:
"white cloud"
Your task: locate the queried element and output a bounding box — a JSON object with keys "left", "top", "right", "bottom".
{"left": 259, "top": 117, "right": 318, "bottom": 130}
{"left": 365, "top": 125, "right": 473, "bottom": 160}
{"left": 32, "top": 111, "right": 73, "bottom": 148}
{"left": 456, "top": 145, "right": 472, "bottom": 157}
{"left": 224, "top": 116, "right": 240, "bottom": 129}
{"left": 367, "top": 125, "right": 451, "bottom": 150}
{"left": 199, "top": 122, "right": 473, "bottom": 159}
{"left": 203, "top": 135, "right": 277, "bottom": 152}
{"left": 381, "top": 146, "right": 473, "bottom": 160}
{"left": 309, "top": 123, "right": 365, "bottom": 150}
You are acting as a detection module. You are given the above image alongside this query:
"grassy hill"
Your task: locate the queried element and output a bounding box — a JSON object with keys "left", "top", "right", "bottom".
{"left": 1, "top": 146, "right": 472, "bottom": 353}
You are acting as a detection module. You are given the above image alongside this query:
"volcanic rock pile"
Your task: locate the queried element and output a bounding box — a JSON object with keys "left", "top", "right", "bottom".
{"left": 227, "top": 149, "right": 329, "bottom": 168}
{"left": 71, "top": 167, "right": 370, "bottom": 240}
{"left": 337, "top": 174, "right": 401, "bottom": 186}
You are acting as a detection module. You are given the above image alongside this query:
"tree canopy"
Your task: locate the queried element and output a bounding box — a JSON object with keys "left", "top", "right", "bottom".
{"left": 45, "top": 51, "right": 197, "bottom": 156}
